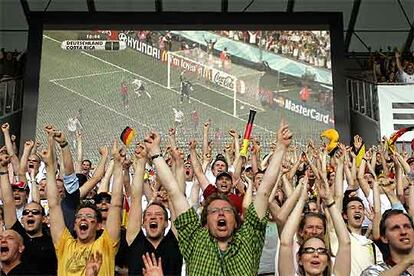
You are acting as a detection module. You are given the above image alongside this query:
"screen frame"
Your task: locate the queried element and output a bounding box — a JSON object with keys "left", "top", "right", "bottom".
{"left": 21, "top": 11, "right": 349, "bottom": 146}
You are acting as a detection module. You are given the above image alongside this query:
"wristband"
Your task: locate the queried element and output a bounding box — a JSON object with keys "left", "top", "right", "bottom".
{"left": 0, "top": 171, "right": 8, "bottom": 175}
{"left": 150, "top": 153, "right": 163, "bottom": 161}
{"left": 326, "top": 201, "right": 335, "bottom": 208}
{"left": 59, "top": 141, "right": 69, "bottom": 148}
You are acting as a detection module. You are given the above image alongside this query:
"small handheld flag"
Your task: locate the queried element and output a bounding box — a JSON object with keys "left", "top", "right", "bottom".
{"left": 240, "top": 110, "right": 257, "bottom": 157}
{"left": 120, "top": 127, "right": 136, "bottom": 148}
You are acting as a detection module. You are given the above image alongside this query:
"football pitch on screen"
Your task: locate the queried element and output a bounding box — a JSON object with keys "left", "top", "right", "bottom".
{"left": 36, "top": 31, "right": 328, "bottom": 161}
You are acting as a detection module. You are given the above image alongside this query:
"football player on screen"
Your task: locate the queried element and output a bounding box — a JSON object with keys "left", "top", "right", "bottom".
{"left": 179, "top": 73, "right": 194, "bottom": 104}
{"left": 132, "top": 78, "right": 152, "bottom": 99}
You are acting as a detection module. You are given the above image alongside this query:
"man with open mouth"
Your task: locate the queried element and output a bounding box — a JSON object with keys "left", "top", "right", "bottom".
{"left": 0, "top": 230, "right": 32, "bottom": 275}
{"left": 143, "top": 119, "right": 292, "bottom": 275}
{"left": 338, "top": 195, "right": 383, "bottom": 276}
{"left": 0, "top": 151, "right": 57, "bottom": 275}
{"left": 126, "top": 142, "right": 183, "bottom": 275}
{"left": 42, "top": 130, "right": 123, "bottom": 276}
{"left": 362, "top": 209, "right": 414, "bottom": 275}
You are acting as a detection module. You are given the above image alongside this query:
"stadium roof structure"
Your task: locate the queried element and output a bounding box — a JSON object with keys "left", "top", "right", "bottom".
{"left": 2, "top": 0, "right": 413, "bottom": 53}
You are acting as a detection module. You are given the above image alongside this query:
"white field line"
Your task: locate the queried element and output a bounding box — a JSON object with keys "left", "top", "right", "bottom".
{"left": 50, "top": 70, "right": 123, "bottom": 82}
{"left": 44, "top": 35, "right": 273, "bottom": 134}
{"left": 50, "top": 80, "right": 151, "bottom": 129}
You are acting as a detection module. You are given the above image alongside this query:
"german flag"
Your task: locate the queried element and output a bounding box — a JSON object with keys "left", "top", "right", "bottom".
{"left": 120, "top": 126, "right": 136, "bottom": 147}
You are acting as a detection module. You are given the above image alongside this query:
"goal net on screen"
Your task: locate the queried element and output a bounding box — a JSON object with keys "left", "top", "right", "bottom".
{"left": 166, "top": 48, "right": 264, "bottom": 117}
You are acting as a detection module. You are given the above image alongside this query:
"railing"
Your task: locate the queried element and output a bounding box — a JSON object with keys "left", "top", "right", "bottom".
{"left": 0, "top": 77, "right": 24, "bottom": 118}
{"left": 347, "top": 78, "right": 379, "bottom": 122}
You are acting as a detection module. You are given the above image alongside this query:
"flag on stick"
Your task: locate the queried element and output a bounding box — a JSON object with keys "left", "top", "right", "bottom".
{"left": 240, "top": 110, "right": 257, "bottom": 157}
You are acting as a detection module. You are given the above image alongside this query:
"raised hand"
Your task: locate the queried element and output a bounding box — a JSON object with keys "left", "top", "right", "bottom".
{"left": 142, "top": 253, "right": 164, "bottom": 276}
{"left": 168, "top": 128, "right": 176, "bottom": 136}
{"left": 277, "top": 120, "right": 293, "bottom": 147}
{"left": 85, "top": 252, "right": 103, "bottom": 276}
{"left": 228, "top": 129, "right": 238, "bottom": 138}
{"left": 24, "top": 140, "right": 35, "bottom": 150}
{"left": 1, "top": 123, "right": 9, "bottom": 133}
{"left": 53, "top": 131, "right": 67, "bottom": 146}
{"left": 99, "top": 146, "right": 109, "bottom": 157}
{"left": 188, "top": 139, "right": 197, "bottom": 151}
{"left": 353, "top": 134, "right": 363, "bottom": 151}
{"left": 144, "top": 131, "right": 161, "bottom": 157}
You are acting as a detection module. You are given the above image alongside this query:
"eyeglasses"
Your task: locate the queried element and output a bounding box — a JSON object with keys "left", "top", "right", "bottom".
{"left": 75, "top": 213, "right": 96, "bottom": 220}
{"left": 207, "top": 206, "right": 233, "bottom": 215}
{"left": 301, "top": 247, "right": 328, "bottom": 255}
{"left": 22, "top": 209, "right": 42, "bottom": 216}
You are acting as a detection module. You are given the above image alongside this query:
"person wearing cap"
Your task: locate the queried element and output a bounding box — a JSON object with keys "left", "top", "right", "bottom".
{"left": 9, "top": 181, "right": 29, "bottom": 222}
{"left": 143, "top": 120, "right": 292, "bottom": 275}
{"left": 337, "top": 195, "right": 383, "bottom": 276}
{"left": 189, "top": 140, "right": 243, "bottom": 214}
{"left": 42, "top": 131, "right": 122, "bottom": 276}
{"left": 0, "top": 152, "right": 57, "bottom": 275}
{"left": 361, "top": 209, "right": 414, "bottom": 275}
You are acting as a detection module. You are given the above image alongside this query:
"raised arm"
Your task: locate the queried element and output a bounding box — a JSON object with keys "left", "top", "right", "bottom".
{"left": 42, "top": 130, "right": 66, "bottom": 245}
{"left": 1, "top": 123, "right": 19, "bottom": 176}
{"left": 126, "top": 142, "right": 146, "bottom": 245}
{"left": 188, "top": 139, "right": 210, "bottom": 191}
{"left": 254, "top": 120, "right": 292, "bottom": 219}
{"left": 395, "top": 51, "right": 404, "bottom": 73}
{"left": 250, "top": 138, "right": 261, "bottom": 173}
{"left": 79, "top": 146, "right": 109, "bottom": 198}
{"left": 357, "top": 152, "right": 372, "bottom": 198}
{"left": 275, "top": 178, "right": 304, "bottom": 233}
{"left": 229, "top": 129, "right": 240, "bottom": 168}
{"left": 144, "top": 131, "right": 189, "bottom": 216}
{"left": 74, "top": 132, "right": 83, "bottom": 173}
{"left": 0, "top": 153, "right": 18, "bottom": 228}
{"left": 278, "top": 181, "right": 307, "bottom": 276}
{"left": 51, "top": 128, "right": 75, "bottom": 176}
{"left": 97, "top": 159, "right": 114, "bottom": 194}
{"left": 202, "top": 120, "right": 210, "bottom": 157}
{"left": 105, "top": 141, "right": 123, "bottom": 242}
{"left": 18, "top": 140, "right": 34, "bottom": 181}
{"left": 317, "top": 175, "right": 351, "bottom": 276}
{"left": 168, "top": 128, "right": 177, "bottom": 149}
{"left": 170, "top": 147, "right": 185, "bottom": 193}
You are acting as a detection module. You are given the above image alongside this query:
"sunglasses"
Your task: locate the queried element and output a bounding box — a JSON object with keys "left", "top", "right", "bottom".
{"left": 301, "top": 247, "right": 328, "bottom": 255}
{"left": 22, "top": 209, "right": 42, "bottom": 216}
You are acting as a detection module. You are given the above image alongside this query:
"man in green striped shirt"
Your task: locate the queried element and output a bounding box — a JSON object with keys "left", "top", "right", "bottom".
{"left": 144, "top": 120, "right": 292, "bottom": 275}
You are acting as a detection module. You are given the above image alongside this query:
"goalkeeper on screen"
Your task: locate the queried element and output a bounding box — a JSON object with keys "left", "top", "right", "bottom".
{"left": 179, "top": 72, "right": 194, "bottom": 104}
{"left": 132, "top": 78, "right": 152, "bottom": 99}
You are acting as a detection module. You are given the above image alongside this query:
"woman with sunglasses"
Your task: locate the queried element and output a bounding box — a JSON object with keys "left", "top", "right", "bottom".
{"left": 278, "top": 175, "right": 351, "bottom": 276}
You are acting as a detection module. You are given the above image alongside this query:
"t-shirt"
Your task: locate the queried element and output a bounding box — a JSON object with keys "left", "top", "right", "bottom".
{"left": 399, "top": 70, "right": 414, "bottom": 83}
{"left": 55, "top": 228, "right": 119, "bottom": 276}
{"left": 11, "top": 221, "right": 56, "bottom": 275}
{"left": 1, "top": 261, "right": 36, "bottom": 276}
{"left": 127, "top": 229, "right": 182, "bottom": 275}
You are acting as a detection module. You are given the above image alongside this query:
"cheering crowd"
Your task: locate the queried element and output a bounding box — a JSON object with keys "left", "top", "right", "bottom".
{"left": 216, "top": 30, "right": 331, "bottom": 69}
{"left": 1, "top": 118, "right": 414, "bottom": 276}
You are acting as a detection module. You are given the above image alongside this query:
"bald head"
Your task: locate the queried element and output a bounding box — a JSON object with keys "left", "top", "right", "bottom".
{"left": 0, "top": 229, "right": 25, "bottom": 264}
